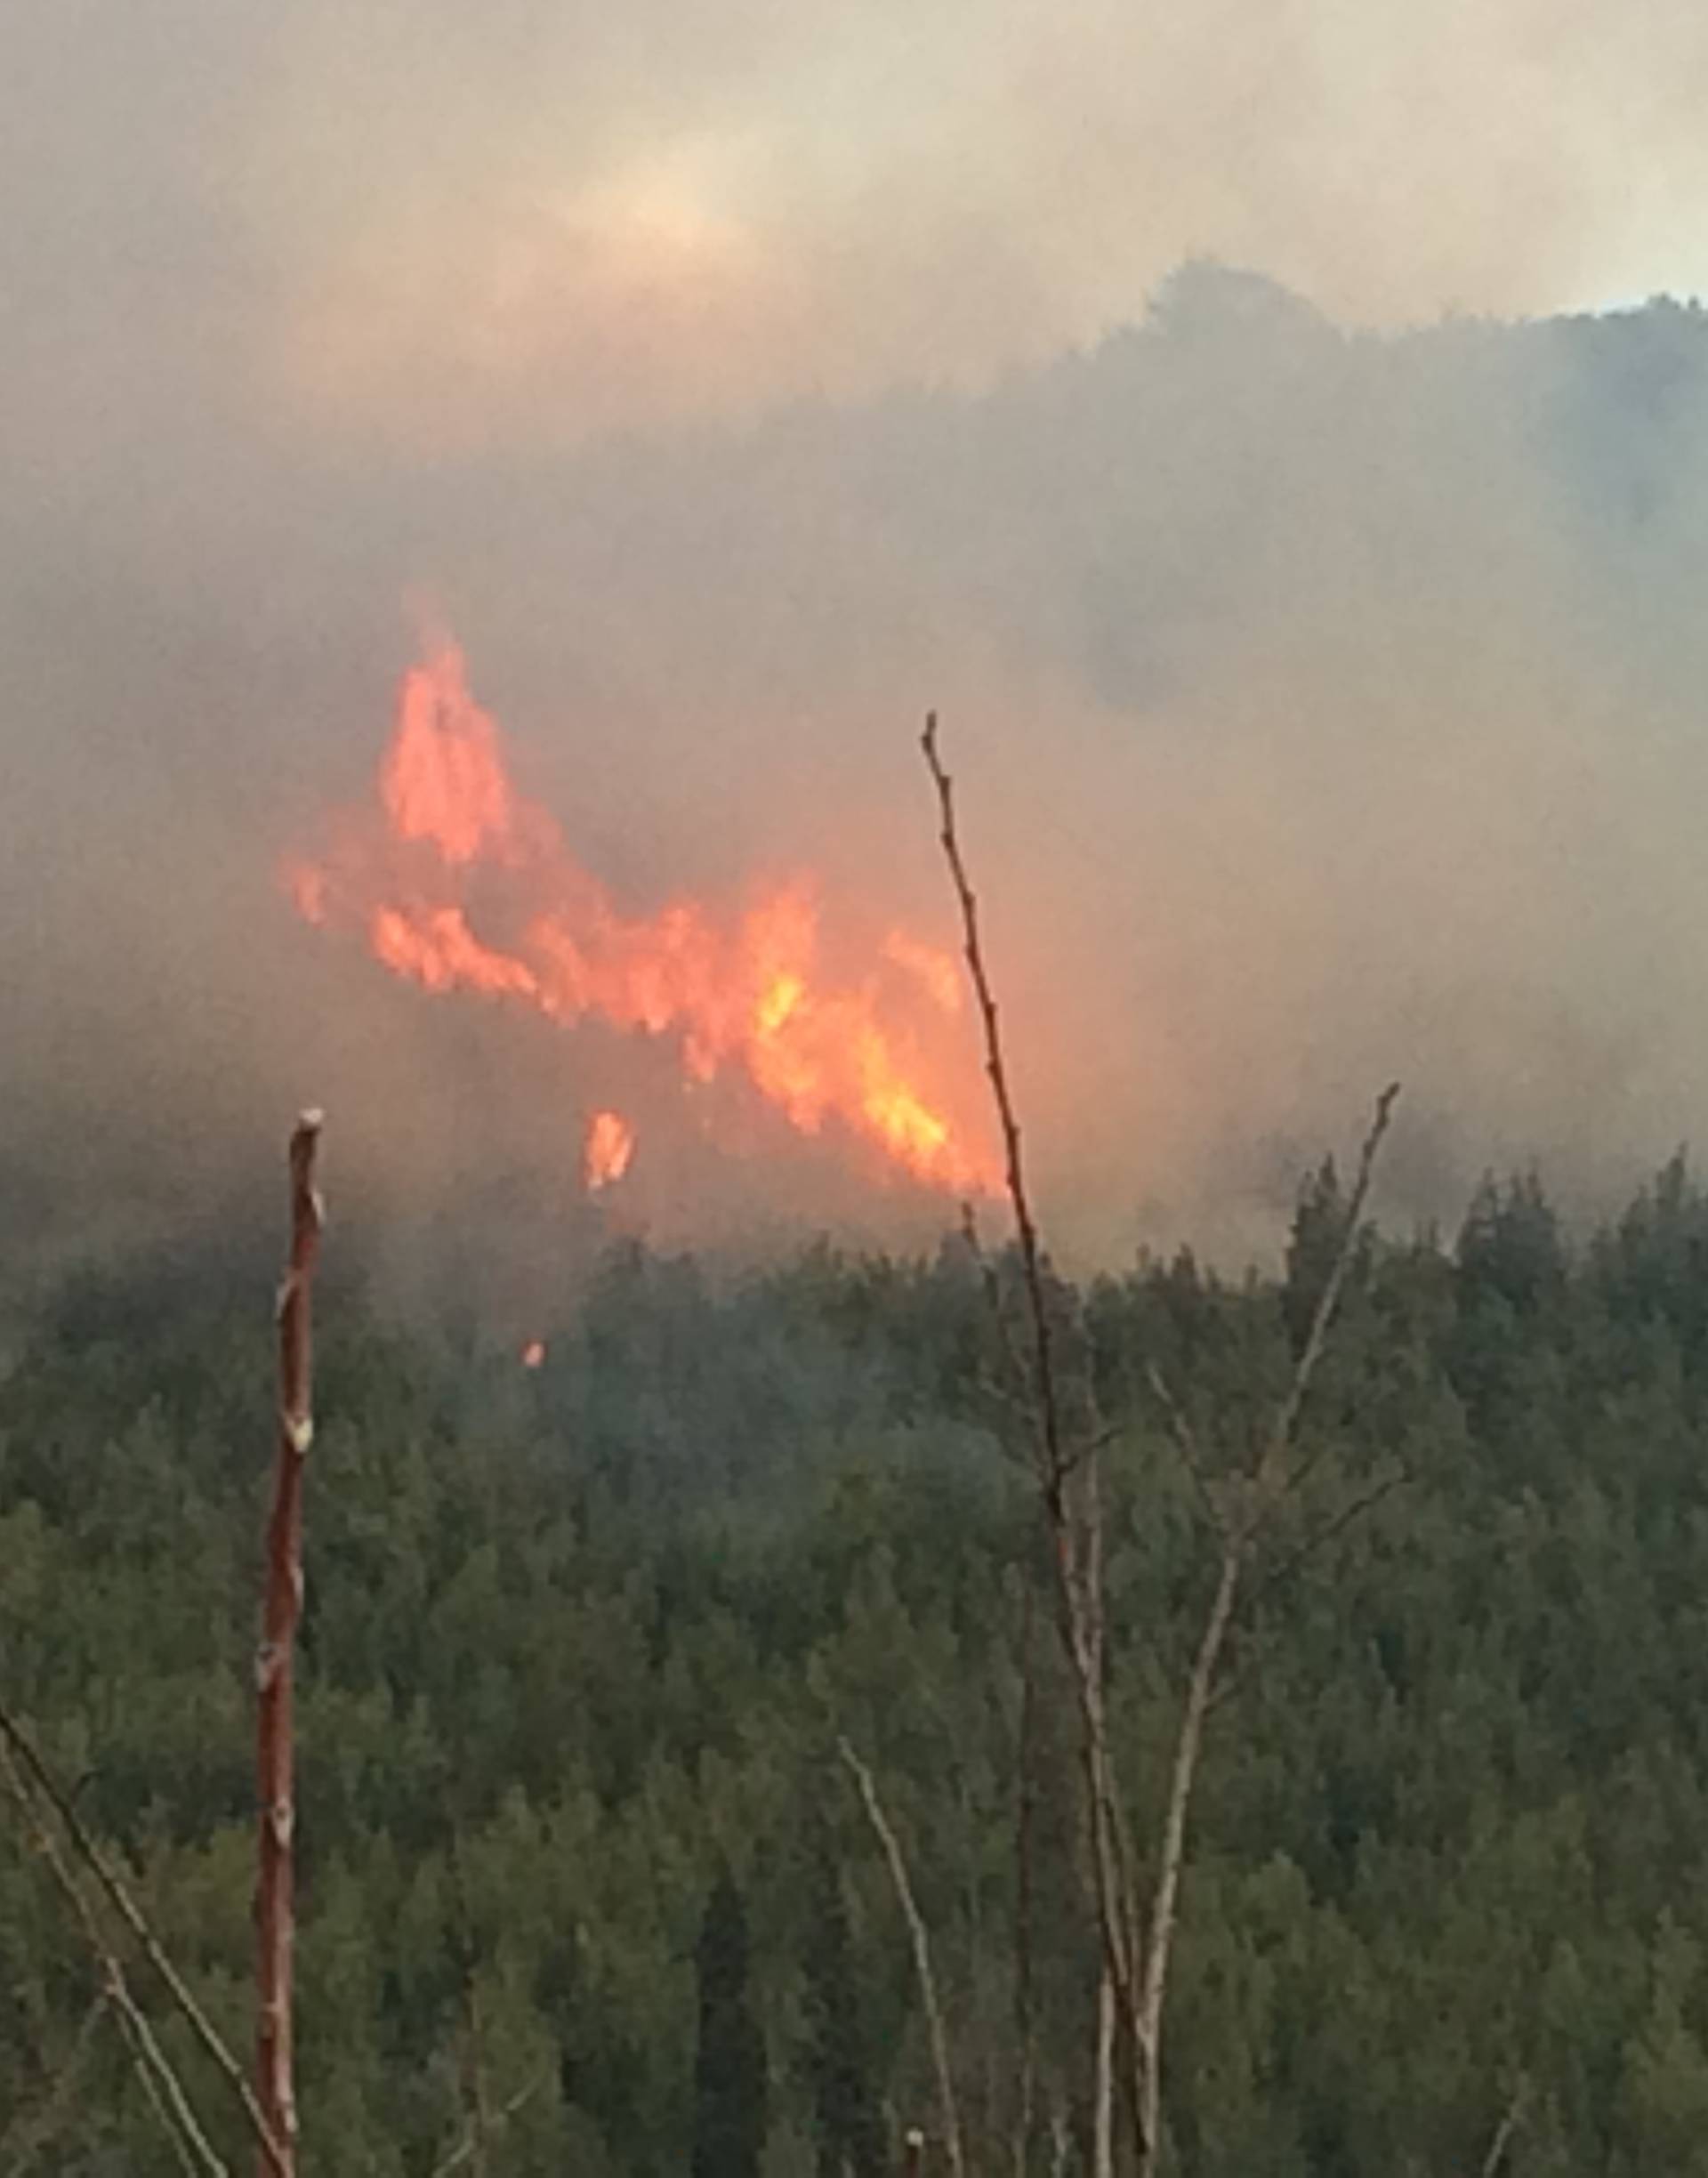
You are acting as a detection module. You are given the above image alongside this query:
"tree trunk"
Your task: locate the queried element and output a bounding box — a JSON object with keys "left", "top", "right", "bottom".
{"left": 254, "top": 1111, "right": 323, "bottom": 2176}
{"left": 1092, "top": 1960, "right": 1116, "bottom": 2178}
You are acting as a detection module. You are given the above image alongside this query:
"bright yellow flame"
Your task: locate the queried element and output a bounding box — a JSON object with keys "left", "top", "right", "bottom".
{"left": 286, "top": 636, "right": 997, "bottom": 1193}
{"left": 584, "top": 1109, "right": 636, "bottom": 1191}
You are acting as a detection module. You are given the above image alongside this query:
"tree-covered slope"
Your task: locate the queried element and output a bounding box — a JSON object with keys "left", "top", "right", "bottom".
{"left": 9, "top": 1171, "right": 1708, "bottom": 2172}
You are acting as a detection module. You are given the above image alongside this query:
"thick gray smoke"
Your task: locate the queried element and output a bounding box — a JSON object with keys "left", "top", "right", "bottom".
{"left": 8, "top": 4, "right": 1708, "bottom": 1301}
{"left": 10, "top": 266, "right": 1708, "bottom": 1288}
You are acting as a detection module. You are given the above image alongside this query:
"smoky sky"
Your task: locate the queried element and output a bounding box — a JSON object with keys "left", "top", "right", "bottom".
{"left": 7, "top": 2, "right": 1708, "bottom": 1297}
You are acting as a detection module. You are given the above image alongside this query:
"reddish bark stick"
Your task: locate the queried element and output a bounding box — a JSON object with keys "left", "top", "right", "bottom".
{"left": 254, "top": 1110, "right": 323, "bottom": 2175}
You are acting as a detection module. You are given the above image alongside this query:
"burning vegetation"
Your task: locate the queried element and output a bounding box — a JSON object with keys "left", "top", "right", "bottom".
{"left": 286, "top": 638, "right": 995, "bottom": 1200}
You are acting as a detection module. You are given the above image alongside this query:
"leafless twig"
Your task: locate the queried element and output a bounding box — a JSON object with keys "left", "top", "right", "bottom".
{"left": 1255, "top": 1084, "right": 1398, "bottom": 1510}
{"left": 922, "top": 714, "right": 1399, "bottom": 2176}
{"left": 1143, "top": 1360, "right": 1228, "bottom": 1540}
{"left": 429, "top": 2070, "right": 547, "bottom": 2178}
{"left": 1132, "top": 1085, "right": 1399, "bottom": 2170}
{"left": 1204, "top": 1467, "right": 1413, "bottom": 1721}
{"left": 0, "top": 1739, "right": 229, "bottom": 2177}
{"left": 444, "top": 1832, "right": 503, "bottom": 2178}
{"left": 839, "top": 1736, "right": 967, "bottom": 2178}
{"left": 922, "top": 716, "right": 1150, "bottom": 2154}
{"left": 1248, "top": 1466, "right": 1410, "bottom": 1619}
{"left": 116, "top": 1996, "right": 216, "bottom": 2178}
{"left": 0, "top": 1698, "right": 286, "bottom": 2173}
{"left": 1479, "top": 2078, "right": 1527, "bottom": 2176}
{"left": 924, "top": 719, "right": 1065, "bottom": 1496}
{"left": 1092, "top": 1958, "right": 1116, "bottom": 2178}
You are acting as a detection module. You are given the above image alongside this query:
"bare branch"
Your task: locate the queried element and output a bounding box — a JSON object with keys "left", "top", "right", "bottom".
{"left": 1250, "top": 1468, "right": 1410, "bottom": 1619}
{"left": 959, "top": 1200, "right": 1043, "bottom": 1447}
{"left": 1204, "top": 1469, "right": 1413, "bottom": 1722}
{"left": 1, "top": 1740, "right": 230, "bottom": 2178}
{"left": 429, "top": 2071, "right": 547, "bottom": 2178}
{"left": 1134, "top": 1544, "right": 1240, "bottom": 2166}
{"left": 922, "top": 721, "right": 1400, "bottom": 2178}
{"left": 922, "top": 714, "right": 1149, "bottom": 2153}
{"left": 1092, "top": 1962, "right": 1116, "bottom": 2178}
{"left": 1144, "top": 1360, "right": 1229, "bottom": 1540}
{"left": 1257, "top": 1084, "right": 1399, "bottom": 1508}
{"left": 113, "top": 1993, "right": 220, "bottom": 2178}
{"left": 1479, "top": 2077, "right": 1528, "bottom": 2177}
{"left": 0, "top": 1699, "right": 286, "bottom": 2174}
{"left": 445, "top": 1834, "right": 494, "bottom": 2178}
{"left": 923, "top": 718, "right": 1065, "bottom": 1497}
{"left": 1131, "top": 1092, "right": 1398, "bottom": 2172}
{"left": 839, "top": 1736, "right": 968, "bottom": 2178}
{"left": 255, "top": 1109, "right": 325, "bottom": 2176}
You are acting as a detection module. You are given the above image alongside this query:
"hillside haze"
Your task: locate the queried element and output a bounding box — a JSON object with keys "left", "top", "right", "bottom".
{"left": 8, "top": 270, "right": 1708, "bottom": 1295}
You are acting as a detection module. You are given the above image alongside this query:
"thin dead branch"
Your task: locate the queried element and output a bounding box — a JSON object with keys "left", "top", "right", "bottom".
{"left": 429, "top": 2071, "right": 547, "bottom": 2178}
{"left": 1132, "top": 1083, "right": 1399, "bottom": 2173}
{"left": 447, "top": 1834, "right": 495, "bottom": 2178}
{"left": 1092, "top": 1961, "right": 1116, "bottom": 2178}
{"left": 839, "top": 1736, "right": 967, "bottom": 2178}
{"left": 0, "top": 1698, "right": 286, "bottom": 2173}
{"left": 1245, "top": 1467, "right": 1411, "bottom": 1622}
{"left": 922, "top": 715, "right": 1151, "bottom": 2156}
{"left": 1, "top": 1739, "right": 229, "bottom": 2178}
{"left": 922, "top": 710, "right": 1400, "bottom": 2178}
{"left": 959, "top": 1201, "right": 1109, "bottom": 1476}
{"left": 1479, "top": 2111, "right": 1519, "bottom": 2178}
{"left": 924, "top": 716, "right": 1065, "bottom": 1496}
{"left": 1478, "top": 2077, "right": 1528, "bottom": 2178}
{"left": 1133, "top": 1546, "right": 1238, "bottom": 2164}
{"left": 1143, "top": 1360, "right": 1228, "bottom": 1540}
{"left": 255, "top": 1109, "right": 324, "bottom": 2175}
{"left": 1204, "top": 1467, "right": 1413, "bottom": 1722}
{"left": 114, "top": 1995, "right": 218, "bottom": 2178}
{"left": 1256, "top": 1084, "right": 1399, "bottom": 1509}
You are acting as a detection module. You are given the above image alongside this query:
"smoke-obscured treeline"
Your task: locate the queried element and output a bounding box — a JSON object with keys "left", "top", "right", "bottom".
{"left": 10, "top": 1156, "right": 1708, "bottom": 2171}
{"left": 13, "top": 275, "right": 1708, "bottom": 1288}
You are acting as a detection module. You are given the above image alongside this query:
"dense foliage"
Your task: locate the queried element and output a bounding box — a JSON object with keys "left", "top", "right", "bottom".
{"left": 9, "top": 1162, "right": 1708, "bottom": 2173}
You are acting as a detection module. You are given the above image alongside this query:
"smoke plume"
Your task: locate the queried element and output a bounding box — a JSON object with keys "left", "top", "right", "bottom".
{"left": 7, "top": 4, "right": 1708, "bottom": 1300}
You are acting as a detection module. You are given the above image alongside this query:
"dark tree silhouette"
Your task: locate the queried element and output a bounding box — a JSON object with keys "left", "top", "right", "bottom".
{"left": 692, "top": 1870, "right": 767, "bottom": 2178}
{"left": 803, "top": 1835, "right": 885, "bottom": 2178}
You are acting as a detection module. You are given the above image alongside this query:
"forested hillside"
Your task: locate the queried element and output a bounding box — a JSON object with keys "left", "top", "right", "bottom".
{"left": 10, "top": 1161, "right": 1708, "bottom": 2173}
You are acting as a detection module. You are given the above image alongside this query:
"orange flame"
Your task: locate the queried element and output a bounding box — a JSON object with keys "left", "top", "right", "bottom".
{"left": 383, "top": 667, "right": 516, "bottom": 862}
{"left": 286, "top": 636, "right": 995, "bottom": 1193}
{"left": 584, "top": 1109, "right": 636, "bottom": 1190}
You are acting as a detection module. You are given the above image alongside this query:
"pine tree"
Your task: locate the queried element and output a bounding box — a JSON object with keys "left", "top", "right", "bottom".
{"left": 803, "top": 1838, "right": 885, "bottom": 2178}
{"left": 692, "top": 1869, "right": 768, "bottom": 2178}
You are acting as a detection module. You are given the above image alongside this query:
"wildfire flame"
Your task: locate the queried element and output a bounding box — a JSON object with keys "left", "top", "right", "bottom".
{"left": 584, "top": 1109, "right": 635, "bottom": 1190}
{"left": 286, "top": 635, "right": 995, "bottom": 1193}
